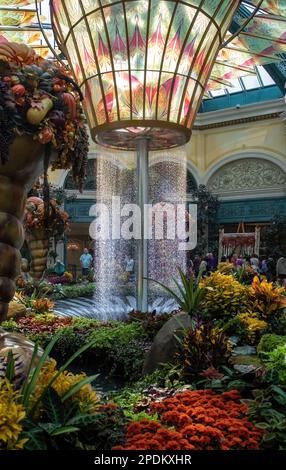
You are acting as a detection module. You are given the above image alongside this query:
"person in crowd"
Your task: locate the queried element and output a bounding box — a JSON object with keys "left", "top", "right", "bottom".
{"left": 206, "top": 252, "right": 217, "bottom": 272}
{"left": 54, "top": 259, "right": 65, "bottom": 276}
{"left": 193, "top": 255, "right": 201, "bottom": 277}
{"left": 80, "top": 247, "right": 93, "bottom": 277}
{"left": 259, "top": 255, "right": 268, "bottom": 277}
{"left": 250, "top": 253, "right": 260, "bottom": 272}
{"left": 199, "top": 257, "right": 208, "bottom": 277}
{"left": 230, "top": 254, "right": 238, "bottom": 265}
{"left": 186, "top": 257, "right": 194, "bottom": 279}
{"left": 276, "top": 256, "right": 286, "bottom": 287}
{"left": 236, "top": 255, "right": 245, "bottom": 267}
{"left": 266, "top": 255, "right": 276, "bottom": 281}
{"left": 125, "top": 255, "right": 135, "bottom": 281}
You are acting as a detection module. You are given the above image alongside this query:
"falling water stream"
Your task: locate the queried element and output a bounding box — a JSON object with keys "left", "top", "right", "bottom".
{"left": 55, "top": 147, "right": 189, "bottom": 320}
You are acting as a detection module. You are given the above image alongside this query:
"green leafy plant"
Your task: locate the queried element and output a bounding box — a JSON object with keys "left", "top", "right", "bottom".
{"left": 148, "top": 268, "right": 206, "bottom": 316}
{"left": 1, "top": 332, "right": 128, "bottom": 450}
{"left": 3, "top": 318, "right": 148, "bottom": 382}
{"left": 257, "top": 334, "right": 286, "bottom": 357}
{"left": 264, "top": 344, "right": 286, "bottom": 385}
{"left": 244, "top": 385, "right": 286, "bottom": 450}
{"left": 178, "top": 321, "right": 233, "bottom": 378}
{"left": 128, "top": 311, "right": 171, "bottom": 339}
{"left": 51, "top": 282, "right": 95, "bottom": 300}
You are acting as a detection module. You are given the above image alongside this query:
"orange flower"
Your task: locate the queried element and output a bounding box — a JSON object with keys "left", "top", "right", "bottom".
{"left": 114, "top": 389, "right": 264, "bottom": 451}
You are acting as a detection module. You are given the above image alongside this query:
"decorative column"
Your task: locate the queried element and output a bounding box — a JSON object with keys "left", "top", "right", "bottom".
{"left": 136, "top": 137, "right": 149, "bottom": 312}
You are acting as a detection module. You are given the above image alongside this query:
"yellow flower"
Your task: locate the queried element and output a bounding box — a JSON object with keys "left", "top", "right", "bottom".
{"left": 200, "top": 272, "right": 248, "bottom": 316}
{"left": 30, "top": 359, "right": 99, "bottom": 416}
{"left": 217, "top": 262, "right": 234, "bottom": 274}
{"left": 0, "top": 379, "right": 27, "bottom": 450}
{"left": 249, "top": 276, "right": 286, "bottom": 317}
{"left": 236, "top": 312, "right": 267, "bottom": 344}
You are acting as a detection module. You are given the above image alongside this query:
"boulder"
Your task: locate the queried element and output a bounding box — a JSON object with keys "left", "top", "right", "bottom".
{"left": 7, "top": 301, "right": 27, "bottom": 320}
{"left": 143, "top": 312, "right": 191, "bottom": 375}
{"left": 232, "top": 345, "right": 256, "bottom": 356}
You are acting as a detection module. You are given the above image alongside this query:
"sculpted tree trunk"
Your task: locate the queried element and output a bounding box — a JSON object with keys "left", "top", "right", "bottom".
{"left": 0, "top": 135, "right": 46, "bottom": 322}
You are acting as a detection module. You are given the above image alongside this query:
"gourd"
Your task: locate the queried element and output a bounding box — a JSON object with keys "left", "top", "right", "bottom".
{"left": 26, "top": 96, "right": 53, "bottom": 125}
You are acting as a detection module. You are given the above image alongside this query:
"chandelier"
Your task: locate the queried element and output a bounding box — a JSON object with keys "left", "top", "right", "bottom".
{"left": 50, "top": 0, "right": 240, "bottom": 150}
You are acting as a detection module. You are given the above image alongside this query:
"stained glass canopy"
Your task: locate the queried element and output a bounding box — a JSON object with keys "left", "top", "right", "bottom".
{"left": 1, "top": 1, "right": 286, "bottom": 150}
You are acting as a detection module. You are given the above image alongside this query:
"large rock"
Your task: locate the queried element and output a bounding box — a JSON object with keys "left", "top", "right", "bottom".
{"left": 232, "top": 345, "right": 256, "bottom": 356}
{"left": 7, "top": 301, "right": 27, "bottom": 321}
{"left": 143, "top": 312, "right": 191, "bottom": 375}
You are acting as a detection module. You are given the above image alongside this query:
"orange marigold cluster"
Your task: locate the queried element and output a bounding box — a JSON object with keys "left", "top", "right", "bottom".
{"left": 114, "top": 389, "right": 263, "bottom": 451}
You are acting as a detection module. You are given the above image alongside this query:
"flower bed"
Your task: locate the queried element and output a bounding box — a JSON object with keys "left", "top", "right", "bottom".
{"left": 2, "top": 316, "right": 149, "bottom": 382}
{"left": 114, "top": 389, "right": 264, "bottom": 450}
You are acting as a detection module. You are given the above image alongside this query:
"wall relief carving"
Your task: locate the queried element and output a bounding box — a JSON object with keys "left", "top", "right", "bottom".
{"left": 208, "top": 158, "right": 286, "bottom": 194}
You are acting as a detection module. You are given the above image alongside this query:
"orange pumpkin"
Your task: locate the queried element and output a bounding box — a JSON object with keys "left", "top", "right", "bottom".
{"left": 27, "top": 196, "right": 43, "bottom": 206}
{"left": 12, "top": 84, "right": 26, "bottom": 96}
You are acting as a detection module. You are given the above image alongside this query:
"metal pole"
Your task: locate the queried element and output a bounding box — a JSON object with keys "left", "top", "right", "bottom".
{"left": 136, "top": 137, "right": 149, "bottom": 312}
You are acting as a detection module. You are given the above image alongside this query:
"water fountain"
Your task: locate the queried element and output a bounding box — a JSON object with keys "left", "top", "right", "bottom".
{"left": 49, "top": 0, "right": 240, "bottom": 318}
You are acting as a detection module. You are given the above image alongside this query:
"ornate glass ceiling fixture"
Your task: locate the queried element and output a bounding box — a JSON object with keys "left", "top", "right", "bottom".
{"left": 50, "top": 0, "right": 241, "bottom": 150}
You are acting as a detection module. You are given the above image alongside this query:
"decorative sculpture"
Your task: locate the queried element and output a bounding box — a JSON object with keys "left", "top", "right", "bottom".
{"left": 0, "top": 42, "right": 89, "bottom": 321}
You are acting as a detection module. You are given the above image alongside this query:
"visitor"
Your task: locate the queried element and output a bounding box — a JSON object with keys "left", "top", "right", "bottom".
{"left": 259, "top": 256, "right": 268, "bottom": 277}
{"left": 199, "top": 257, "right": 208, "bottom": 277}
{"left": 266, "top": 255, "right": 276, "bottom": 281}
{"left": 54, "top": 259, "right": 65, "bottom": 276}
{"left": 193, "top": 255, "right": 201, "bottom": 277}
{"left": 276, "top": 256, "right": 286, "bottom": 287}
{"left": 80, "top": 247, "right": 93, "bottom": 277}
{"left": 236, "top": 255, "right": 245, "bottom": 267}
{"left": 125, "top": 255, "right": 135, "bottom": 281}
{"left": 206, "top": 252, "right": 217, "bottom": 272}
{"left": 230, "top": 254, "right": 238, "bottom": 266}
{"left": 250, "top": 253, "right": 259, "bottom": 272}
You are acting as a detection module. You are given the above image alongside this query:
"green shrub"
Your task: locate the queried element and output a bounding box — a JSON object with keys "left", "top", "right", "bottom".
{"left": 264, "top": 344, "right": 286, "bottom": 385}
{"left": 4, "top": 318, "right": 148, "bottom": 383}
{"left": 178, "top": 321, "right": 233, "bottom": 378}
{"left": 128, "top": 311, "right": 171, "bottom": 339}
{"left": 51, "top": 283, "right": 96, "bottom": 300}
{"left": 245, "top": 385, "right": 286, "bottom": 450}
{"left": 257, "top": 334, "right": 286, "bottom": 356}
{"left": 85, "top": 322, "right": 148, "bottom": 381}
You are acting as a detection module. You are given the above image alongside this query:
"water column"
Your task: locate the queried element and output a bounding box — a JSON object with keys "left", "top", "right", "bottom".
{"left": 92, "top": 146, "right": 188, "bottom": 319}
{"left": 93, "top": 151, "right": 136, "bottom": 320}
{"left": 148, "top": 148, "right": 188, "bottom": 311}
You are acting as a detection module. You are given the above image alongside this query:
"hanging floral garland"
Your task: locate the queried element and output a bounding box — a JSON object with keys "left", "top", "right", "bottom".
{"left": 0, "top": 41, "right": 89, "bottom": 189}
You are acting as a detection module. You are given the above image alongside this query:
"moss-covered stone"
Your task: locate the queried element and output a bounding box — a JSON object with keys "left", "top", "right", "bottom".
{"left": 231, "top": 354, "right": 263, "bottom": 367}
